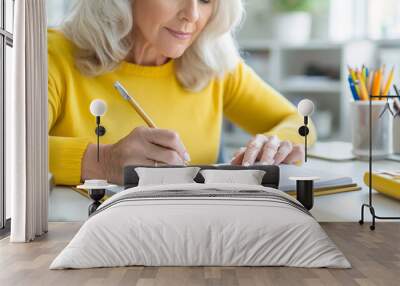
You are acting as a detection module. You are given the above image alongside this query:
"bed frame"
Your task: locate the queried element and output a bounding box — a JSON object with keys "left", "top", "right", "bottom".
{"left": 87, "top": 165, "right": 316, "bottom": 215}
{"left": 123, "top": 164, "right": 315, "bottom": 211}
{"left": 123, "top": 165, "right": 280, "bottom": 190}
{"left": 87, "top": 165, "right": 315, "bottom": 215}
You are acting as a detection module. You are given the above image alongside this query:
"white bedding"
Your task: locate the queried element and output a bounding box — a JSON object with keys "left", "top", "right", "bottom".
{"left": 50, "top": 183, "right": 351, "bottom": 269}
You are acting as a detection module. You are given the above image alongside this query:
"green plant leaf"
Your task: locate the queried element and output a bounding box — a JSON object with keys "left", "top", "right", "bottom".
{"left": 272, "top": 0, "right": 318, "bottom": 12}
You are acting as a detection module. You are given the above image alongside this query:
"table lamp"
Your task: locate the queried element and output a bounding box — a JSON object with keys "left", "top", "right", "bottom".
{"left": 90, "top": 99, "right": 107, "bottom": 162}
{"left": 297, "top": 99, "right": 315, "bottom": 162}
{"left": 289, "top": 99, "right": 318, "bottom": 210}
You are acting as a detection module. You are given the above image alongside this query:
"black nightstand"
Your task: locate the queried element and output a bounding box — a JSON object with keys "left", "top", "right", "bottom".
{"left": 289, "top": 177, "right": 319, "bottom": 210}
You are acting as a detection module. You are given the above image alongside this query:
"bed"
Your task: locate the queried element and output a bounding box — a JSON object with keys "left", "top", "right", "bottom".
{"left": 50, "top": 165, "right": 351, "bottom": 269}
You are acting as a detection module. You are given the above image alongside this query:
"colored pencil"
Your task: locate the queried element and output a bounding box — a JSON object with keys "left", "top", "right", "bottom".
{"left": 362, "top": 66, "right": 367, "bottom": 83}
{"left": 356, "top": 70, "right": 368, "bottom": 100}
{"left": 380, "top": 66, "right": 385, "bottom": 97}
{"left": 348, "top": 76, "right": 360, "bottom": 101}
{"left": 367, "top": 70, "right": 374, "bottom": 95}
{"left": 382, "top": 66, "right": 395, "bottom": 96}
{"left": 347, "top": 66, "right": 360, "bottom": 98}
{"left": 372, "top": 68, "right": 382, "bottom": 97}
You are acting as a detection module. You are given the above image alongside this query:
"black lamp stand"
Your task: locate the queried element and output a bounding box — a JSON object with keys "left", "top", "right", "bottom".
{"left": 94, "top": 116, "right": 106, "bottom": 162}
{"left": 298, "top": 116, "right": 310, "bottom": 162}
{"left": 293, "top": 115, "right": 315, "bottom": 210}
{"left": 359, "top": 94, "right": 400, "bottom": 230}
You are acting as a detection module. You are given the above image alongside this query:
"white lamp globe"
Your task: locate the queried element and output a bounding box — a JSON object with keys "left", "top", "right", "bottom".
{"left": 90, "top": 99, "right": 107, "bottom": 117}
{"left": 298, "top": 99, "right": 315, "bottom": 117}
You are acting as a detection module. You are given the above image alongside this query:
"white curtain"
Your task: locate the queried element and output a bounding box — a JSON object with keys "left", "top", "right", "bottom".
{"left": 8, "top": 0, "right": 48, "bottom": 242}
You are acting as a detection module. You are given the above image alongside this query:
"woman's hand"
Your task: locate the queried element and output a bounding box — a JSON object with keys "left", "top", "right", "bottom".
{"left": 82, "top": 126, "right": 190, "bottom": 185}
{"left": 230, "top": 134, "right": 304, "bottom": 166}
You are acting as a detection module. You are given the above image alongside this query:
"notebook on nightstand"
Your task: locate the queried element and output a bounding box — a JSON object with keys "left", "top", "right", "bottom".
{"left": 279, "top": 165, "right": 360, "bottom": 195}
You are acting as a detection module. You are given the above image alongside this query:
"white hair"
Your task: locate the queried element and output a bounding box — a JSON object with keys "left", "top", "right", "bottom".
{"left": 61, "top": 0, "right": 244, "bottom": 92}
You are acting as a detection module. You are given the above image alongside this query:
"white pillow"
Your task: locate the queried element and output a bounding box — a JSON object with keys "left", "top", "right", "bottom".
{"left": 200, "top": 169, "right": 266, "bottom": 185}
{"left": 135, "top": 167, "right": 200, "bottom": 186}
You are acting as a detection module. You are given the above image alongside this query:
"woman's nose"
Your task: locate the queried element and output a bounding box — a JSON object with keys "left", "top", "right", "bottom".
{"left": 179, "top": 0, "right": 200, "bottom": 23}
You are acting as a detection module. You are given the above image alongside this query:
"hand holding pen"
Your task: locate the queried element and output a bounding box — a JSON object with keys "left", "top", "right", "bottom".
{"left": 113, "top": 81, "right": 191, "bottom": 166}
{"left": 81, "top": 82, "right": 191, "bottom": 185}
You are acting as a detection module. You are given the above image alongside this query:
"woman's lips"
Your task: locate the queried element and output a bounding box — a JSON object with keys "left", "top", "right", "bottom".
{"left": 166, "top": 27, "right": 192, "bottom": 40}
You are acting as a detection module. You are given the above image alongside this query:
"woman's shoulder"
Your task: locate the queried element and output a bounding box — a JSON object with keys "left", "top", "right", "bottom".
{"left": 48, "top": 28, "right": 73, "bottom": 50}
{"left": 48, "top": 28, "right": 75, "bottom": 65}
{"left": 221, "top": 59, "right": 253, "bottom": 86}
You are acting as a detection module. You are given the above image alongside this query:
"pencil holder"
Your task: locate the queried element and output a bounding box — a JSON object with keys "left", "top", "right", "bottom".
{"left": 351, "top": 101, "right": 390, "bottom": 160}
{"left": 394, "top": 117, "right": 400, "bottom": 154}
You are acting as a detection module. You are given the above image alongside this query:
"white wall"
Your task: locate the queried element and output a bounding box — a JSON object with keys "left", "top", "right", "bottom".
{"left": 47, "top": 0, "right": 73, "bottom": 27}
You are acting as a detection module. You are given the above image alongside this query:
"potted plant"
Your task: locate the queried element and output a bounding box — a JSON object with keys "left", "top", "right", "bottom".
{"left": 272, "top": 0, "right": 317, "bottom": 44}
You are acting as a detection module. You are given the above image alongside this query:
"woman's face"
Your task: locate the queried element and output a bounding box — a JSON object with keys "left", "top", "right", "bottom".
{"left": 133, "top": 0, "right": 214, "bottom": 59}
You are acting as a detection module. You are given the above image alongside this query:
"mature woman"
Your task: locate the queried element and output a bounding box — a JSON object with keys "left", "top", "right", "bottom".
{"left": 48, "top": 0, "right": 316, "bottom": 186}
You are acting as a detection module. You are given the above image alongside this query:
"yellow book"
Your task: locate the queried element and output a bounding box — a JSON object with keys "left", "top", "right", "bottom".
{"left": 313, "top": 186, "right": 361, "bottom": 197}
{"left": 364, "top": 172, "right": 400, "bottom": 200}
{"left": 287, "top": 185, "right": 361, "bottom": 197}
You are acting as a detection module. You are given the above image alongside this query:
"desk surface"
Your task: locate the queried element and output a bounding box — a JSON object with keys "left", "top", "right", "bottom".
{"left": 49, "top": 159, "right": 400, "bottom": 222}
{"left": 308, "top": 158, "right": 400, "bottom": 221}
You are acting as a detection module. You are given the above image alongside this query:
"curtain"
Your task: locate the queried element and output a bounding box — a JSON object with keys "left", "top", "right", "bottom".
{"left": 8, "top": 0, "right": 48, "bottom": 242}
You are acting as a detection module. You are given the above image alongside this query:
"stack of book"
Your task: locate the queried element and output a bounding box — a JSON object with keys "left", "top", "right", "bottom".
{"left": 279, "top": 165, "right": 361, "bottom": 196}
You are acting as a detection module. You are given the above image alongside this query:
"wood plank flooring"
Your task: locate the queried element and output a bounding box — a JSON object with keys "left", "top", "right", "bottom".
{"left": 0, "top": 222, "right": 399, "bottom": 286}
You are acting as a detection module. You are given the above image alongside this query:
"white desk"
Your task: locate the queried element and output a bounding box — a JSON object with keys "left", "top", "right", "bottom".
{"left": 308, "top": 158, "right": 400, "bottom": 222}
{"left": 49, "top": 186, "right": 92, "bottom": 222}
{"left": 49, "top": 159, "right": 400, "bottom": 222}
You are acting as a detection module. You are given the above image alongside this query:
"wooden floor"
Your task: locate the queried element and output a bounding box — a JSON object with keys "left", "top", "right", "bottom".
{"left": 0, "top": 222, "right": 399, "bottom": 286}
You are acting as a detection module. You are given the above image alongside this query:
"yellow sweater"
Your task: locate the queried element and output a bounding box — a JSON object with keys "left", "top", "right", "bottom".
{"left": 48, "top": 29, "right": 316, "bottom": 186}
